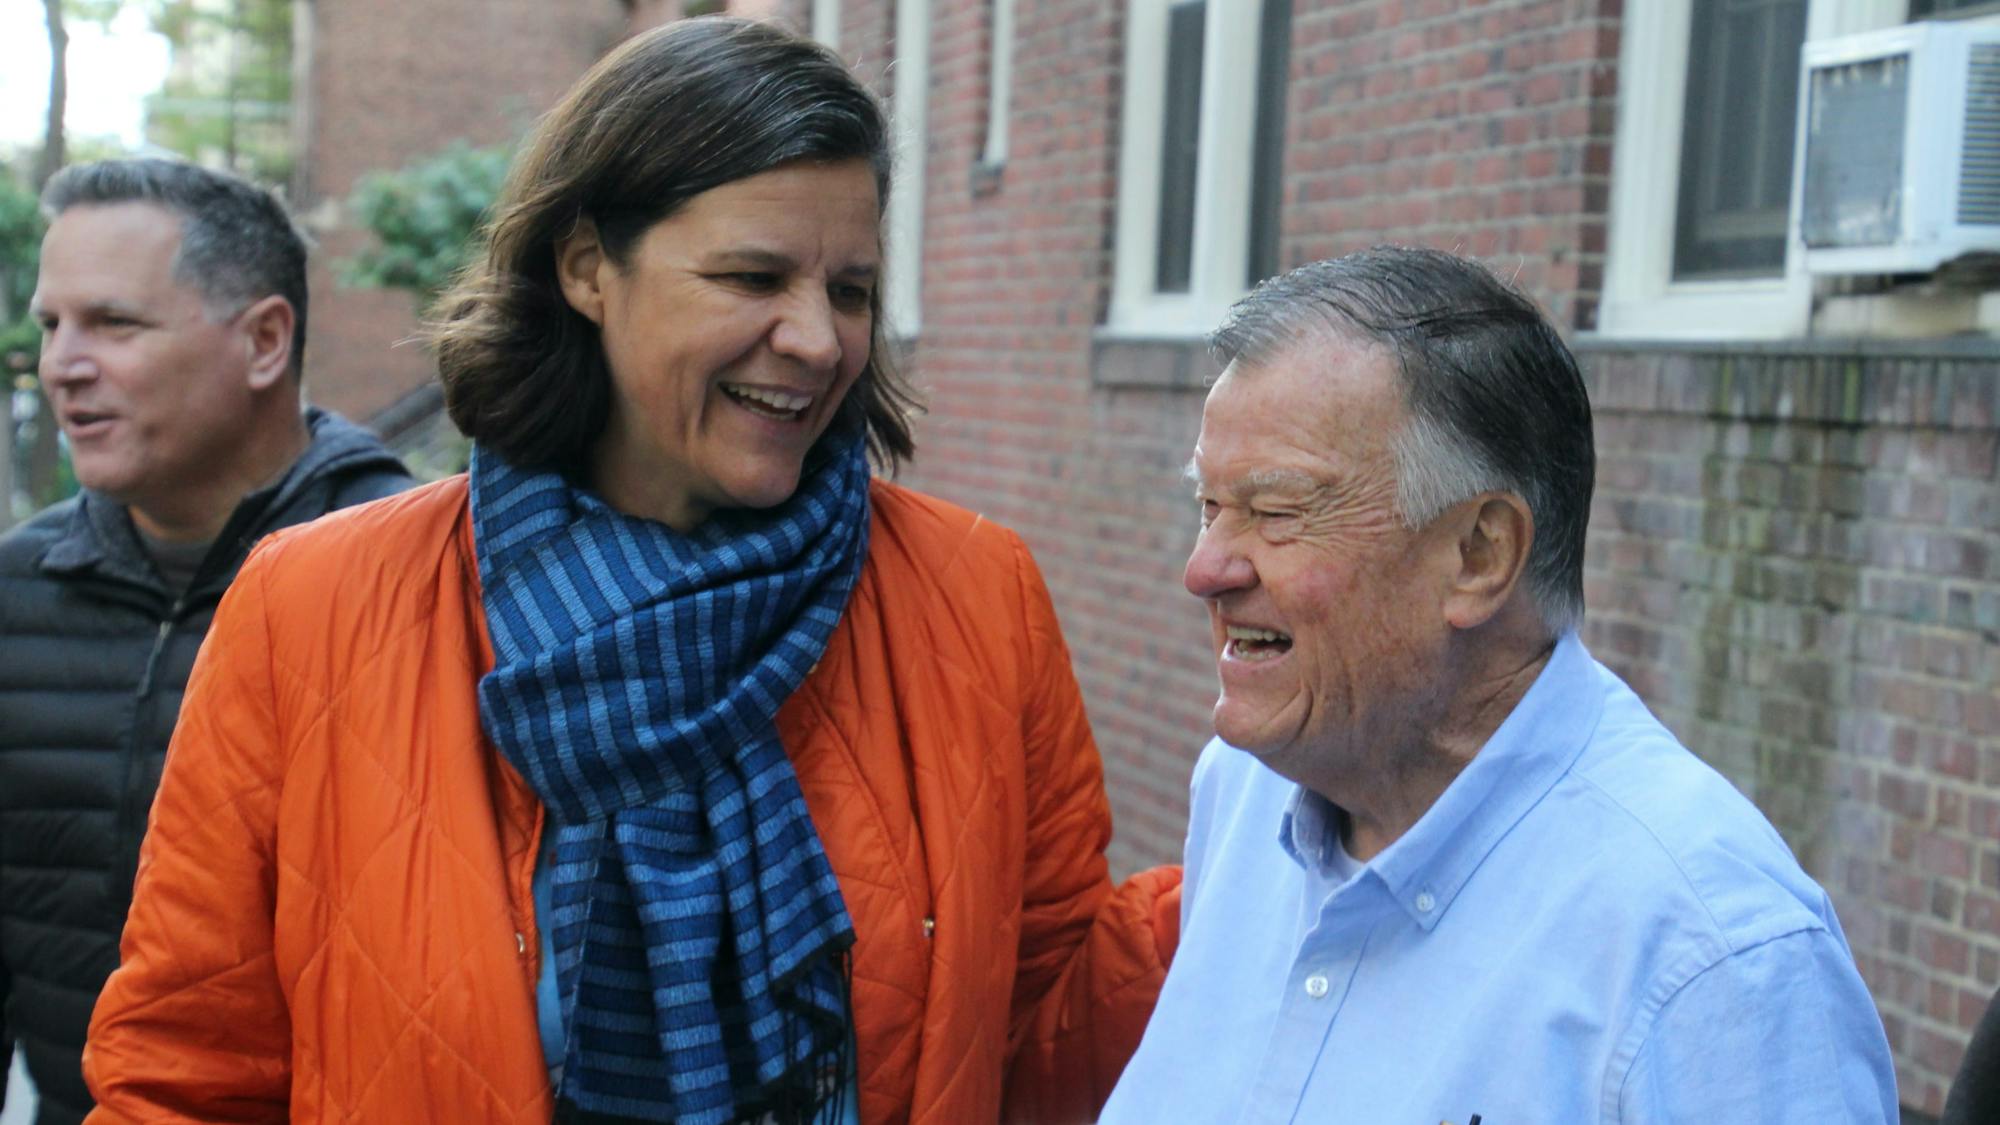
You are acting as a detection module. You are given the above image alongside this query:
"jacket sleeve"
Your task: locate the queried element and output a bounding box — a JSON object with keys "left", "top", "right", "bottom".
{"left": 998, "top": 534, "right": 1182, "bottom": 1124}
{"left": 2, "top": 942, "right": 10, "bottom": 1107}
{"left": 84, "top": 543, "right": 294, "bottom": 1122}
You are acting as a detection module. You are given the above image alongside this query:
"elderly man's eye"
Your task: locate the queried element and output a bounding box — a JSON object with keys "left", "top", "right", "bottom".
{"left": 1254, "top": 509, "right": 1302, "bottom": 542}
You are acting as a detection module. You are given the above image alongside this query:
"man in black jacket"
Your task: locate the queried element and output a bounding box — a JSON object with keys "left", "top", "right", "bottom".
{"left": 0, "top": 159, "right": 413, "bottom": 1124}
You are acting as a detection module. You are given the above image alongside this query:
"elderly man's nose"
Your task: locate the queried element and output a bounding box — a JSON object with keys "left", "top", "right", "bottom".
{"left": 1184, "top": 525, "right": 1254, "bottom": 599}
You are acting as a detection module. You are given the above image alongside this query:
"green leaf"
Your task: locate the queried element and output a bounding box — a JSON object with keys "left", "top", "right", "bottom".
{"left": 339, "top": 140, "right": 512, "bottom": 307}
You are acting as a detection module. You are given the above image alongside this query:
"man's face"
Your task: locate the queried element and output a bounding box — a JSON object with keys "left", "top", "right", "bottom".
{"left": 1183, "top": 337, "right": 1460, "bottom": 787}
{"left": 31, "top": 202, "right": 258, "bottom": 520}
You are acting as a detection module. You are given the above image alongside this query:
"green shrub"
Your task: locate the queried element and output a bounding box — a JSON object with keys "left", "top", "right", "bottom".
{"left": 340, "top": 140, "right": 511, "bottom": 306}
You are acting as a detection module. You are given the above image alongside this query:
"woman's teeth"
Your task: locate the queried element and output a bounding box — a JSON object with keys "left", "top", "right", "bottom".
{"left": 722, "top": 383, "right": 812, "bottom": 419}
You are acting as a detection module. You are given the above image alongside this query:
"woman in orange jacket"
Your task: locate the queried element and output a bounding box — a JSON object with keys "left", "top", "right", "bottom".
{"left": 83, "top": 18, "right": 1178, "bottom": 1124}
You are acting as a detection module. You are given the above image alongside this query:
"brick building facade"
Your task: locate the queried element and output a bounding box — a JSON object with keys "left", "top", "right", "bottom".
{"left": 292, "top": 0, "right": 1998, "bottom": 1115}
{"left": 291, "top": 0, "right": 635, "bottom": 427}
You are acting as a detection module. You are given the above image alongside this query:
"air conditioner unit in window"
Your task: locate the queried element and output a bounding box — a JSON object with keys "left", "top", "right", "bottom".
{"left": 1794, "top": 20, "right": 2000, "bottom": 275}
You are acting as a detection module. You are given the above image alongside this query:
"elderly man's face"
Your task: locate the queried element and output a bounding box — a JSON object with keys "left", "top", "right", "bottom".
{"left": 1183, "top": 337, "right": 1460, "bottom": 785}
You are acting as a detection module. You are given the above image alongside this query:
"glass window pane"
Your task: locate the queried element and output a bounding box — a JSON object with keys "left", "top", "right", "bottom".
{"left": 1247, "top": 0, "right": 1292, "bottom": 287}
{"left": 1910, "top": 0, "right": 2000, "bottom": 17}
{"left": 1155, "top": 0, "right": 1205, "bottom": 293}
{"left": 1672, "top": 0, "right": 1808, "bottom": 280}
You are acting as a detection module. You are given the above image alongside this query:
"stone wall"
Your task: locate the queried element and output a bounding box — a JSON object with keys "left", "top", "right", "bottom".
{"left": 1581, "top": 342, "right": 2000, "bottom": 1112}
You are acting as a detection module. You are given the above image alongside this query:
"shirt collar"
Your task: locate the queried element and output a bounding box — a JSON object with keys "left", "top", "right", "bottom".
{"left": 1307, "top": 632, "right": 1605, "bottom": 931}
{"left": 1279, "top": 785, "right": 1343, "bottom": 872}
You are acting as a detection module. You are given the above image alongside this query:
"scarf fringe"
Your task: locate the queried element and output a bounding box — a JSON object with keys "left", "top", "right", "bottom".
{"left": 551, "top": 951, "right": 855, "bottom": 1125}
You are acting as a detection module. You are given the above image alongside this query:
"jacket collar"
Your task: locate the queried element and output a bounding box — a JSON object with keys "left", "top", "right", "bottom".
{"left": 39, "top": 489, "right": 157, "bottom": 589}
{"left": 37, "top": 407, "right": 402, "bottom": 598}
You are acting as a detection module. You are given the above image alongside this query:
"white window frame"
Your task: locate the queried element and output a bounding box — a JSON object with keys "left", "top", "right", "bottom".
{"left": 1106, "top": 0, "right": 1267, "bottom": 338}
{"left": 810, "top": 0, "right": 839, "bottom": 49}
{"left": 981, "top": 0, "right": 1015, "bottom": 168}
{"left": 885, "top": 0, "right": 929, "bottom": 336}
{"left": 1598, "top": 0, "right": 1906, "bottom": 339}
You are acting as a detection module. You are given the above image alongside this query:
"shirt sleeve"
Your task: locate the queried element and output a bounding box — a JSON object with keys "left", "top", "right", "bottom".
{"left": 1614, "top": 927, "right": 1899, "bottom": 1124}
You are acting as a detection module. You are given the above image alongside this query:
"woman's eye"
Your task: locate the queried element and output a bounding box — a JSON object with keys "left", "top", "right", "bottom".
{"left": 729, "top": 272, "right": 781, "bottom": 291}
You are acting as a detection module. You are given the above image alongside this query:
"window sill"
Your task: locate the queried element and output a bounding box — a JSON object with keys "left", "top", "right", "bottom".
{"left": 1573, "top": 333, "right": 2000, "bottom": 360}
{"left": 1089, "top": 331, "right": 1218, "bottom": 391}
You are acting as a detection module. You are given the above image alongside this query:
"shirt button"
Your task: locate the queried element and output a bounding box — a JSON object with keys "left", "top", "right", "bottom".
{"left": 1415, "top": 891, "right": 1436, "bottom": 913}
{"left": 515, "top": 932, "right": 527, "bottom": 955}
{"left": 1304, "top": 973, "right": 1330, "bottom": 999}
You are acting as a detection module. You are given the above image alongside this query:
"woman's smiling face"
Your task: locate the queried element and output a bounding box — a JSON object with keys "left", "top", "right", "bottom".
{"left": 560, "top": 158, "right": 881, "bottom": 530}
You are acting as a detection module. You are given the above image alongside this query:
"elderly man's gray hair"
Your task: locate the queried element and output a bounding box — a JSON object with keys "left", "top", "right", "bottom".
{"left": 1211, "top": 246, "right": 1594, "bottom": 636}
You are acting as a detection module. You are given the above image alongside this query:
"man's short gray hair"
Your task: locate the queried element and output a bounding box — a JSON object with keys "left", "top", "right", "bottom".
{"left": 1211, "top": 246, "right": 1595, "bottom": 636}
{"left": 42, "top": 158, "right": 311, "bottom": 377}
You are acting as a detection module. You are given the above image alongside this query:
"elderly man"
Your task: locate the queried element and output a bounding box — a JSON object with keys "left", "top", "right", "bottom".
{"left": 0, "top": 159, "right": 411, "bottom": 1123}
{"left": 1101, "top": 247, "right": 1896, "bottom": 1123}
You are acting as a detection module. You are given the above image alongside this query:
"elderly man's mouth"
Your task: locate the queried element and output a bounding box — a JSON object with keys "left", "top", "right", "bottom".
{"left": 1224, "top": 625, "right": 1292, "bottom": 662}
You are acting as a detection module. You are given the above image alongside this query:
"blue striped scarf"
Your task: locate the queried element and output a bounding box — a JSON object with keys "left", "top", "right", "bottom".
{"left": 470, "top": 438, "right": 868, "bottom": 1124}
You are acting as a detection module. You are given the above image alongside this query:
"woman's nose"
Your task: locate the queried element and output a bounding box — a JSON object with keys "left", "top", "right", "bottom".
{"left": 770, "top": 291, "right": 844, "bottom": 372}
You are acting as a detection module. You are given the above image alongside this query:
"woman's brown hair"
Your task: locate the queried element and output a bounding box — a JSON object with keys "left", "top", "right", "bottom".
{"left": 430, "top": 17, "right": 919, "bottom": 474}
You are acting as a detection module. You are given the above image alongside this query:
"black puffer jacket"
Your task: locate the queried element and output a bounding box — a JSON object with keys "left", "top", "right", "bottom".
{"left": 0, "top": 409, "right": 412, "bottom": 1125}
{"left": 1945, "top": 986, "right": 2000, "bottom": 1125}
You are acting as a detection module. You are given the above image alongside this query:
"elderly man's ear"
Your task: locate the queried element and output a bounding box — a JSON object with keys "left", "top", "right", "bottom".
{"left": 1440, "top": 493, "right": 1535, "bottom": 632}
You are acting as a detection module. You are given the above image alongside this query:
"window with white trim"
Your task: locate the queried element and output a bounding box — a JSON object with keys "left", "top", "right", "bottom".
{"left": 1107, "top": 0, "right": 1291, "bottom": 337}
{"left": 1599, "top": 0, "right": 1915, "bottom": 339}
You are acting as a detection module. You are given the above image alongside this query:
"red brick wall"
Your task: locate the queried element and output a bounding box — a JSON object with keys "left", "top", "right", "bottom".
{"left": 1282, "top": 1, "right": 1617, "bottom": 328}
{"left": 295, "top": 0, "right": 629, "bottom": 423}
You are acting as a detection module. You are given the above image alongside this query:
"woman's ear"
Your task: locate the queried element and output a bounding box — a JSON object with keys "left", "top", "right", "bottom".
{"left": 554, "top": 216, "right": 608, "bottom": 326}
{"left": 1441, "top": 492, "right": 1535, "bottom": 632}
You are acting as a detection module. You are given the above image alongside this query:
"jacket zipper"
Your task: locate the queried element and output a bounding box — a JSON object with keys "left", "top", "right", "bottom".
{"left": 113, "top": 597, "right": 183, "bottom": 911}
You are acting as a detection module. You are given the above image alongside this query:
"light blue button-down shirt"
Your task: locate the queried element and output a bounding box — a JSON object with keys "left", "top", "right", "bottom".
{"left": 1102, "top": 634, "right": 1897, "bottom": 1124}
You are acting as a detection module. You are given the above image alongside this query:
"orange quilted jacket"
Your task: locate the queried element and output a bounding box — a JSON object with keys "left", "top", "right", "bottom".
{"left": 84, "top": 476, "right": 1180, "bottom": 1124}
